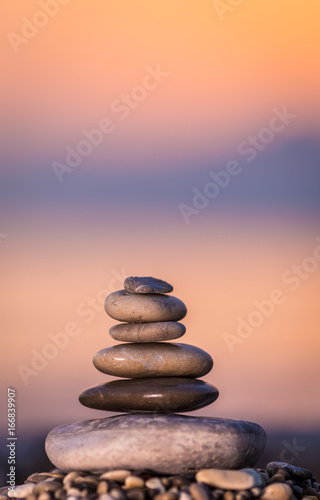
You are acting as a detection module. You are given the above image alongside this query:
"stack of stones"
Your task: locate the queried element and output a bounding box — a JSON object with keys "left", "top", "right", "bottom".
{"left": 79, "top": 276, "right": 219, "bottom": 414}
{"left": 45, "top": 276, "right": 267, "bottom": 472}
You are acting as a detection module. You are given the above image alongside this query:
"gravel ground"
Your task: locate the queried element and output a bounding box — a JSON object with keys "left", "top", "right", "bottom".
{"left": 0, "top": 463, "right": 319, "bottom": 500}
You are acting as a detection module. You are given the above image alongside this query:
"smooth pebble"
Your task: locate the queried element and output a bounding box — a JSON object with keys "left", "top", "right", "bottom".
{"left": 100, "top": 470, "right": 131, "bottom": 482}
{"left": 79, "top": 377, "right": 219, "bottom": 412}
{"left": 196, "top": 470, "right": 258, "bottom": 490}
{"left": 109, "top": 321, "right": 186, "bottom": 343}
{"left": 261, "top": 484, "right": 293, "bottom": 500}
{"left": 8, "top": 484, "right": 36, "bottom": 498}
{"left": 105, "top": 291, "right": 187, "bottom": 323}
{"left": 93, "top": 343, "right": 213, "bottom": 379}
{"left": 124, "top": 277, "right": 173, "bottom": 294}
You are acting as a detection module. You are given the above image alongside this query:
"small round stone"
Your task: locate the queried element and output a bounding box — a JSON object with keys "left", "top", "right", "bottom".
{"left": 8, "top": 484, "right": 36, "bottom": 498}
{"left": 45, "top": 414, "right": 266, "bottom": 473}
{"left": 292, "top": 486, "right": 304, "bottom": 499}
{"left": 109, "top": 322, "right": 186, "bottom": 343}
{"left": 38, "top": 493, "right": 51, "bottom": 500}
{"left": 105, "top": 290, "right": 187, "bottom": 323}
{"left": 126, "top": 489, "right": 146, "bottom": 500}
{"left": 97, "top": 482, "right": 109, "bottom": 495}
{"left": 124, "top": 277, "right": 173, "bottom": 294}
{"left": 261, "top": 484, "right": 292, "bottom": 500}
{"left": 189, "top": 483, "right": 210, "bottom": 500}
{"left": 179, "top": 494, "right": 192, "bottom": 500}
{"left": 93, "top": 343, "right": 213, "bottom": 379}
{"left": 145, "top": 479, "right": 165, "bottom": 493}
{"left": 266, "top": 463, "right": 312, "bottom": 480}
{"left": 269, "top": 474, "right": 285, "bottom": 483}
{"left": 79, "top": 378, "right": 219, "bottom": 412}
{"left": 66, "top": 488, "right": 81, "bottom": 496}
{"left": 100, "top": 470, "right": 131, "bottom": 482}
{"left": 196, "top": 470, "right": 259, "bottom": 490}
{"left": 125, "top": 477, "right": 145, "bottom": 489}
{"left": 223, "top": 493, "right": 234, "bottom": 500}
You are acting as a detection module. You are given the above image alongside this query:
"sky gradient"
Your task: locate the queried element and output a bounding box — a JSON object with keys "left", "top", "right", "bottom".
{"left": 1, "top": 1, "right": 320, "bottom": 445}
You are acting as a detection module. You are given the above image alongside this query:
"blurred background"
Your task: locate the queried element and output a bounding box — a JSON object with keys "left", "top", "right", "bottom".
{"left": 1, "top": 0, "right": 320, "bottom": 483}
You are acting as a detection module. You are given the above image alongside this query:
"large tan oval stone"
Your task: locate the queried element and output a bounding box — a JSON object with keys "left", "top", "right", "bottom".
{"left": 93, "top": 343, "right": 213, "bottom": 378}
{"left": 105, "top": 290, "right": 187, "bottom": 322}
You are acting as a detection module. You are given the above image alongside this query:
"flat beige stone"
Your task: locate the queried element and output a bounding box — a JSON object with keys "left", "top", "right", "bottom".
{"left": 93, "top": 343, "right": 213, "bottom": 378}
{"left": 196, "top": 469, "right": 259, "bottom": 490}
{"left": 109, "top": 321, "right": 186, "bottom": 342}
{"left": 105, "top": 290, "right": 187, "bottom": 322}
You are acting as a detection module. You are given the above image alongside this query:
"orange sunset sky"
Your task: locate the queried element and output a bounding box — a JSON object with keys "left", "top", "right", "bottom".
{"left": 1, "top": 1, "right": 320, "bottom": 442}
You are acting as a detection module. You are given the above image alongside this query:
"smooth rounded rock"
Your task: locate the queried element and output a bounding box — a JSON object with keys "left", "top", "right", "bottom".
{"left": 93, "top": 343, "right": 213, "bottom": 378}
{"left": 124, "top": 276, "right": 173, "bottom": 294}
{"left": 79, "top": 377, "right": 219, "bottom": 412}
{"left": 261, "top": 484, "right": 293, "bottom": 500}
{"left": 189, "top": 483, "right": 210, "bottom": 500}
{"left": 196, "top": 469, "right": 260, "bottom": 490}
{"left": 125, "top": 476, "right": 145, "bottom": 489}
{"left": 45, "top": 414, "right": 267, "bottom": 473}
{"left": 145, "top": 478, "right": 165, "bottom": 493}
{"left": 105, "top": 290, "right": 187, "bottom": 323}
{"left": 109, "top": 321, "right": 186, "bottom": 343}
{"left": 8, "top": 484, "right": 36, "bottom": 498}
{"left": 100, "top": 470, "right": 131, "bottom": 482}
{"left": 266, "top": 463, "right": 312, "bottom": 480}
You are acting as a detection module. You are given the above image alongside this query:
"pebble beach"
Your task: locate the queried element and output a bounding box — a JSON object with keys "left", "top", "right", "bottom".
{"left": 1, "top": 463, "right": 319, "bottom": 500}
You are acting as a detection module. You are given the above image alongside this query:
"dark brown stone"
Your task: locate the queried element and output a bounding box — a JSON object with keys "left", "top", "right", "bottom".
{"left": 93, "top": 343, "right": 213, "bottom": 379}
{"left": 79, "top": 377, "right": 219, "bottom": 412}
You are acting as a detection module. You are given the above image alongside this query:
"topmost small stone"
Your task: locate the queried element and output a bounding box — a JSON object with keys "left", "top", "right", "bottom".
{"left": 124, "top": 276, "right": 173, "bottom": 294}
